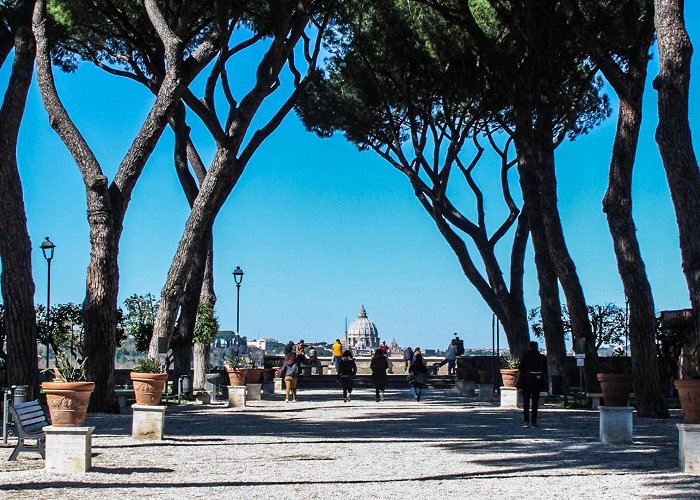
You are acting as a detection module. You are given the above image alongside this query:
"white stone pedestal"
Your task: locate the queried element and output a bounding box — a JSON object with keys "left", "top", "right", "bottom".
{"left": 228, "top": 385, "right": 247, "bottom": 407}
{"left": 479, "top": 384, "right": 494, "bottom": 401}
{"left": 500, "top": 387, "right": 521, "bottom": 408}
{"left": 132, "top": 404, "right": 166, "bottom": 440}
{"left": 599, "top": 406, "right": 634, "bottom": 444}
{"left": 44, "top": 426, "right": 94, "bottom": 473}
{"left": 262, "top": 381, "right": 275, "bottom": 394}
{"left": 274, "top": 378, "right": 283, "bottom": 393}
{"left": 247, "top": 383, "right": 262, "bottom": 400}
{"left": 455, "top": 380, "right": 475, "bottom": 396}
{"left": 677, "top": 423, "right": 700, "bottom": 474}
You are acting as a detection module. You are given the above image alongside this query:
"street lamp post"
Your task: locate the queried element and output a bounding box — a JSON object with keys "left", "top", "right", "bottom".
{"left": 233, "top": 266, "right": 244, "bottom": 356}
{"left": 40, "top": 237, "right": 56, "bottom": 372}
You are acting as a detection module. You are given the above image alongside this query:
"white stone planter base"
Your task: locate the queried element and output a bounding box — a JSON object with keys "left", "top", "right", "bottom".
{"left": 262, "top": 381, "right": 275, "bottom": 394}
{"left": 479, "top": 384, "right": 494, "bottom": 401}
{"left": 44, "top": 425, "right": 94, "bottom": 473}
{"left": 227, "top": 385, "right": 247, "bottom": 407}
{"left": 677, "top": 423, "right": 700, "bottom": 474}
{"left": 132, "top": 404, "right": 166, "bottom": 440}
{"left": 500, "top": 387, "right": 521, "bottom": 408}
{"left": 274, "top": 378, "right": 283, "bottom": 393}
{"left": 455, "top": 380, "right": 475, "bottom": 396}
{"left": 247, "top": 383, "right": 262, "bottom": 400}
{"left": 599, "top": 406, "right": 634, "bottom": 444}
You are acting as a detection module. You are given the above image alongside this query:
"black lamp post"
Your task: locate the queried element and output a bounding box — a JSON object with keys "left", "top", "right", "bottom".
{"left": 233, "top": 266, "right": 244, "bottom": 355}
{"left": 40, "top": 237, "right": 56, "bottom": 372}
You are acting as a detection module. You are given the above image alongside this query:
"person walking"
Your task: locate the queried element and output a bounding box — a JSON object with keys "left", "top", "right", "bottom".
{"left": 517, "top": 341, "right": 548, "bottom": 427}
{"left": 403, "top": 346, "right": 414, "bottom": 372}
{"left": 408, "top": 352, "right": 429, "bottom": 402}
{"left": 370, "top": 348, "right": 389, "bottom": 402}
{"left": 331, "top": 338, "right": 343, "bottom": 373}
{"left": 337, "top": 350, "right": 357, "bottom": 402}
{"left": 278, "top": 353, "right": 300, "bottom": 402}
{"left": 435, "top": 340, "right": 457, "bottom": 375}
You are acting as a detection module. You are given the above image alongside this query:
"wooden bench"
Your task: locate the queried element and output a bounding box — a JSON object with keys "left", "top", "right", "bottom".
{"left": 8, "top": 400, "right": 48, "bottom": 461}
{"left": 587, "top": 392, "right": 636, "bottom": 409}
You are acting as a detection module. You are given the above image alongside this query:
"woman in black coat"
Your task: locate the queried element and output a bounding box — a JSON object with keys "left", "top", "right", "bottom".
{"left": 370, "top": 349, "right": 389, "bottom": 402}
{"left": 337, "top": 350, "right": 357, "bottom": 402}
{"left": 409, "top": 352, "right": 429, "bottom": 402}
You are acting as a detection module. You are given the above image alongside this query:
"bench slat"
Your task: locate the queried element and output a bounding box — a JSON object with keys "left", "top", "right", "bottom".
{"left": 15, "top": 405, "right": 45, "bottom": 416}
{"left": 18, "top": 414, "right": 48, "bottom": 427}
{"left": 15, "top": 407, "right": 45, "bottom": 419}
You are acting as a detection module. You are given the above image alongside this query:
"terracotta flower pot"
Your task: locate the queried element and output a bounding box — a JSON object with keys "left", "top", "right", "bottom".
{"left": 597, "top": 373, "right": 633, "bottom": 407}
{"left": 500, "top": 369, "right": 519, "bottom": 388}
{"left": 226, "top": 368, "right": 248, "bottom": 386}
{"left": 130, "top": 372, "right": 168, "bottom": 405}
{"left": 42, "top": 381, "right": 95, "bottom": 426}
{"left": 674, "top": 379, "right": 700, "bottom": 424}
{"left": 246, "top": 368, "right": 264, "bottom": 384}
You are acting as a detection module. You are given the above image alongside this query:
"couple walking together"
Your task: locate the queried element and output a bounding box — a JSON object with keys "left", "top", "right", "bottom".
{"left": 337, "top": 349, "right": 390, "bottom": 402}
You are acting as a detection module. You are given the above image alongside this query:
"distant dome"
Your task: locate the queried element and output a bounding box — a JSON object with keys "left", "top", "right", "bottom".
{"left": 346, "top": 306, "right": 379, "bottom": 350}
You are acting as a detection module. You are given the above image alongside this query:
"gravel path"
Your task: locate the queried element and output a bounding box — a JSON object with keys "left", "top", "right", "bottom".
{"left": 1, "top": 388, "right": 698, "bottom": 499}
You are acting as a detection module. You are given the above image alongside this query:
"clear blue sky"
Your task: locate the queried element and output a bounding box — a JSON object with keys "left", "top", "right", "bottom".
{"left": 2, "top": 7, "right": 699, "bottom": 351}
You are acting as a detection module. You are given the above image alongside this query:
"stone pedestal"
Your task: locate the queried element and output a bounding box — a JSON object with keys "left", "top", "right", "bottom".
{"left": 132, "top": 404, "right": 166, "bottom": 440}
{"left": 44, "top": 426, "right": 94, "bottom": 473}
{"left": 500, "top": 387, "right": 521, "bottom": 408}
{"left": 479, "top": 384, "right": 494, "bottom": 401}
{"left": 455, "top": 380, "right": 475, "bottom": 396}
{"left": 677, "top": 423, "right": 700, "bottom": 474}
{"left": 247, "top": 383, "right": 262, "bottom": 400}
{"left": 599, "top": 406, "right": 634, "bottom": 444}
{"left": 262, "top": 381, "right": 275, "bottom": 395}
{"left": 274, "top": 378, "right": 283, "bottom": 393}
{"left": 227, "top": 385, "right": 247, "bottom": 407}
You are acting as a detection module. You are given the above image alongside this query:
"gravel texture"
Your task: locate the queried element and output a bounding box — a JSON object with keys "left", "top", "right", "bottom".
{"left": 1, "top": 388, "right": 698, "bottom": 499}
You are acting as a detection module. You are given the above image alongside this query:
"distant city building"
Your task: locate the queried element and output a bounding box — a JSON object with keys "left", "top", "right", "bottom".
{"left": 247, "top": 338, "right": 273, "bottom": 350}
{"left": 346, "top": 306, "right": 380, "bottom": 352}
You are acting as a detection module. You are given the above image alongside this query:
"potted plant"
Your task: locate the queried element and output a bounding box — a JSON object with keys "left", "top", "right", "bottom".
{"left": 246, "top": 361, "right": 264, "bottom": 384}
{"left": 224, "top": 354, "right": 250, "bottom": 386}
{"left": 499, "top": 354, "right": 520, "bottom": 388}
{"left": 674, "top": 330, "right": 700, "bottom": 424}
{"left": 42, "top": 352, "right": 95, "bottom": 426}
{"left": 130, "top": 357, "right": 168, "bottom": 405}
{"left": 596, "top": 347, "right": 633, "bottom": 407}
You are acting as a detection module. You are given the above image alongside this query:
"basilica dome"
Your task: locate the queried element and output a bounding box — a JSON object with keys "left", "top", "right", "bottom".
{"left": 346, "top": 306, "right": 379, "bottom": 351}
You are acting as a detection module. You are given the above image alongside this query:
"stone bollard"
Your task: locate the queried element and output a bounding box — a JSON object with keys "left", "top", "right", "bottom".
{"left": 262, "top": 381, "right": 275, "bottom": 395}
{"left": 44, "top": 426, "right": 94, "bottom": 473}
{"left": 132, "top": 404, "right": 166, "bottom": 440}
{"left": 677, "top": 423, "right": 700, "bottom": 474}
{"left": 228, "top": 385, "right": 247, "bottom": 407}
{"left": 479, "top": 384, "right": 494, "bottom": 402}
{"left": 274, "top": 378, "right": 283, "bottom": 393}
{"left": 455, "top": 380, "right": 475, "bottom": 396}
{"left": 247, "top": 383, "right": 262, "bottom": 401}
{"left": 599, "top": 406, "right": 634, "bottom": 444}
{"left": 500, "top": 387, "right": 521, "bottom": 408}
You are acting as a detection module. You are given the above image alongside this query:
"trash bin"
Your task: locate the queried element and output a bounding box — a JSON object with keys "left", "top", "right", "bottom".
{"left": 12, "top": 385, "right": 31, "bottom": 405}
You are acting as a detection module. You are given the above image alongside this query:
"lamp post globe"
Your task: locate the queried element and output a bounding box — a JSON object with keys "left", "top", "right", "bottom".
{"left": 40, "top": 237, "right": 56, "bottom": 372}
{"left": 233, "top": 266, "right": 244, "bottom": 355}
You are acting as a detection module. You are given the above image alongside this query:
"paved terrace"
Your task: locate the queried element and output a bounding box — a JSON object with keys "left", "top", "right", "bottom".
{"left": 1, "top": 388, "right": 698, "bottom": 499}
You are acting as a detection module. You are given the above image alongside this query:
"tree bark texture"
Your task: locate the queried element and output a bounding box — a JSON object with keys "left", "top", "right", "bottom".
{"left": 526, "top": 208, "right": 568, "bottom": 393}
{"left": 193, "top": 342, "right": 210, "bottom": 390}
{"left": 653, "top": 0, "right": 700, "bottom": 353}
{"left": 603, "top": 96, "right": 668, "bottom": 417}
{"left": 0, "top": 1, "right": 38, "bottom": 392}
{"left": 514, "top": 115, "right": 600, "bottom": 391}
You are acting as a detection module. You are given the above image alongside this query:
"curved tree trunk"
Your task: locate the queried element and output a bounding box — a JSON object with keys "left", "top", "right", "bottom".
{"left": 603, "top": 95, "right": 668, "bottom": 417}
{"left": 653, "top": 0, "right": 700, "bottom": 372}
{"left": 193, "top": 241, "right": 215, "bottom": 390}
{"left": 0, "top": 1, "right": 38, "bottom": 393}
{"left": 527, "top": 208, "right": 568, "bottom": 393}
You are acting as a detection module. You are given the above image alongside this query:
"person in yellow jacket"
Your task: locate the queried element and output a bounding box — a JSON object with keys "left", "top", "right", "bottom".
{"left": 331, "top": 339, "right": 343, "bottom": 373}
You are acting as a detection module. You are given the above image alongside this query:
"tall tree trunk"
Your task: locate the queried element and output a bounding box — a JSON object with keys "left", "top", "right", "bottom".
{"left": 0, "top": 1, "right": 38, "bottom": 392}
{"left": 193, "top": 342, "right": 210, "bottom": 390}
{"left": 515, "top": 115, "right": 599, "bottom": 391}
{"left": 527, "top": 208, "right": 568, "bottom": 393}
{"left": 193, "top": 241, "right": 215, "bottom": 390}
{"left": 653, "top": 0, "right": 700, "bottom": 366}
{"left": 603, "top": 94, "right": 668, "bottom": 417}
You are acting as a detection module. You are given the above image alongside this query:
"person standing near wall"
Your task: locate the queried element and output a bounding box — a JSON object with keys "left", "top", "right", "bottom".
{"left": 279, "top": 353, "right": 300, "bottom": 403}
{"left": 331, "top": 339, "right": 343, "bottom": 373}
{"left": 370, "top": 349, "right": 389, "bottom": 402}
{"left": 337, "top": 350, "right": 357, "bottom": 402}
{"left": 409, "top": 352, "right": 429, "bottom": 402}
